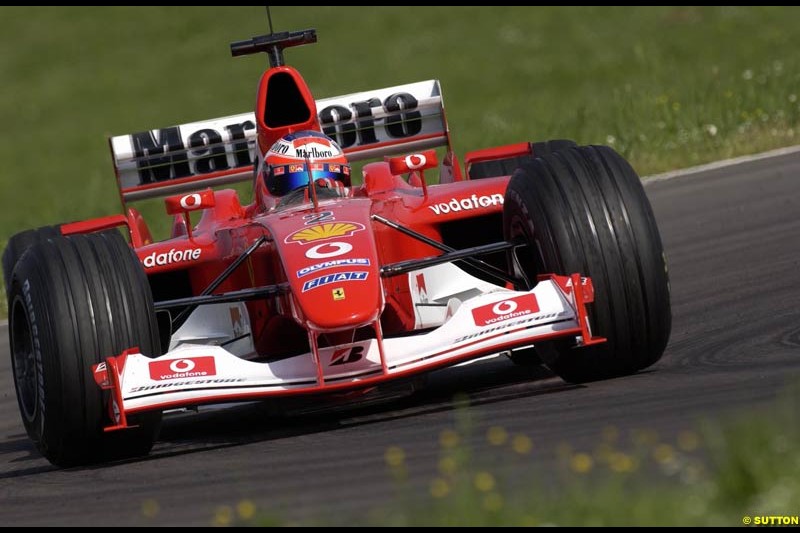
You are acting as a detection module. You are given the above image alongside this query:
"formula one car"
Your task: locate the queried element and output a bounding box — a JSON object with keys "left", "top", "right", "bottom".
{"left": 3, "top": 28, "right": 671, "bottom": 467}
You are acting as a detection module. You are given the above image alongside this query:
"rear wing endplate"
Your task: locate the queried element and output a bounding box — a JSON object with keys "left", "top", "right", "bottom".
{"left": 110, "top": 79, "right": 449, "bottom": 203}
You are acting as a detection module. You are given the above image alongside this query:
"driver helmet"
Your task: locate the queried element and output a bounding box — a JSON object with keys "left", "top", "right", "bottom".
{"left": 263, "top": 130, "right": 351, "bottom": 197}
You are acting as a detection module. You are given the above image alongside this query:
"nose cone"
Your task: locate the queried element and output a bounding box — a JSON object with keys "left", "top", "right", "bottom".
{"left": 299, "top": 263, "right": 382, "bottom": 329}
{"left": 267, "top": 200, "right": 384, "bottom": 332}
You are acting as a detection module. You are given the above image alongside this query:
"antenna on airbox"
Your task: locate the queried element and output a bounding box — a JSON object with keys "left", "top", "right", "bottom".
{"left": 266, "top": 6, "right": 275, "bottom": 35}
{"left": 230, "top": 9, "right": 317, "bottom": 68}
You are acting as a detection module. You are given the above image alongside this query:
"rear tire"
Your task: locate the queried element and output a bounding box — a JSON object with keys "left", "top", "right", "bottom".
{"left": 2, "top": 225, "right": 61, "bottom": 293}
{"left": 469, "top": 139, "right": 577, "bottom": 180}
{"left": 503, "top": 145, "right": 671, "bottom": 383}
{"left": 531, "top": 139, "right": 578, "bottom": 159}
{"left": 8, "top": 230, "right": 162, "bottom": 466}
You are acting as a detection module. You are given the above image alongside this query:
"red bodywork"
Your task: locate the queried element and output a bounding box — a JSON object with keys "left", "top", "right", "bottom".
{"left": 66, "top": 33, "right": 603, "bottom": 427}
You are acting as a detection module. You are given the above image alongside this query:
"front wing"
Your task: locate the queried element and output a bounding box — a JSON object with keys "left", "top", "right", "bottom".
{"left": 93, "top": 274, "right": 604, "bottom": 431}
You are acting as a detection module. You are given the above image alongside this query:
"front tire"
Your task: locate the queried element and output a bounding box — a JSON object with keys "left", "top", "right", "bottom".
{"left": 503, "top": 145, "right": 671, "bottom": 383}
{"left": 8, "top": 230, "right": 162, "bottom": 466}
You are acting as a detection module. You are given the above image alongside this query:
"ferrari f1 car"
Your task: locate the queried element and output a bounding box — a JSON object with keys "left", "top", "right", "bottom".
{"left": 3, "top": 29, "right": 671, "bottom": 466}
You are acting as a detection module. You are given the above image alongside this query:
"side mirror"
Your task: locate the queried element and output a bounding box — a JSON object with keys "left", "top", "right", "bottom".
{"left": 164, "top": 189, "right": 215, "bottom": 238}
{"left": 387, "top": 150, "right": 438, "bottom": 197}
{"left": 165, "top": 189, "right": 216, "bottom": 215}
{"left": 388, "top": 150, "right": 438, "bottom": 175}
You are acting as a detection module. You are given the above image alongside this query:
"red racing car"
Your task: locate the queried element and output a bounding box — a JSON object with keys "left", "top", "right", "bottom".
{"left": 3, "top": 28, "right": 671, "bottom": 466}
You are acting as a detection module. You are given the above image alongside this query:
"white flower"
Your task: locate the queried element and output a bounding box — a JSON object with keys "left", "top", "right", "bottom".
{"left": 704, "top": 124, "right": 718, "bottom": 137}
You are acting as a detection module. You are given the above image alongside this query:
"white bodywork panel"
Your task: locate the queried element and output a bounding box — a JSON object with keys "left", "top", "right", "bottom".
{"left": 104, "top": 272, "right": 586, "bottom": 414}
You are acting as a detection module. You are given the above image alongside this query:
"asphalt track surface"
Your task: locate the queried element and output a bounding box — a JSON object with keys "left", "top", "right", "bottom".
{"left": 2, "top": 151, "right": 800, "bottom": 526}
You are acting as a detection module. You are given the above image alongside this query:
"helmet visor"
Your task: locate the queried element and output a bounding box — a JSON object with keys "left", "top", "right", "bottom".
{"left": 266, "top": 163, "right": 351, "bottom": 196}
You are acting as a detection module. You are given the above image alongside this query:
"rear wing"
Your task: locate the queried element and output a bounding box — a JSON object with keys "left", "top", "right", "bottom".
{"left": 110, "top": 79, "right": 449, "bottom": 204}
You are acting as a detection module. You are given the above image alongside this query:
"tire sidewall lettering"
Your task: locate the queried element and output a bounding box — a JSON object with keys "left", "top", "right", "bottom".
{"left": 18, "top": 279, "right": 45, "bottom": 433}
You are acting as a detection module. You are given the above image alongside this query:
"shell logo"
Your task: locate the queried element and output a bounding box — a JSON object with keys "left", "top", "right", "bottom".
{"left": 285, "top": 222, "right": 365, "bottom": 244}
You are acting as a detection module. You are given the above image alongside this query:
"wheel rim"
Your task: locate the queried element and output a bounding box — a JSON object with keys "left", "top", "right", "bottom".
{"left": 11, "top": 296, "right": 39, "bottom": 423}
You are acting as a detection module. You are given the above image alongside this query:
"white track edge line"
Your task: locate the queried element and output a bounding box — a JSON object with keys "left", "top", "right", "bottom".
{"left": 642, "top": 144, "right": 800, "bottom": 184}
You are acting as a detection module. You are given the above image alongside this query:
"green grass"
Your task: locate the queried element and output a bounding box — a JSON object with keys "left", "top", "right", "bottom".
{"left": 2, "top": 6, "right": 800, "bottom": 310}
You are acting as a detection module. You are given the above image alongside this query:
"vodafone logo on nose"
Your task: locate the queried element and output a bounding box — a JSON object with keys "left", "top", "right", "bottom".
{"left": 305, "top": 242, "right": 352, "bottom": 259}
{"left": 472, "top": 294, "right": 540, "bottom": 326}
{"left": 149, "top": 356, "right": 217, "bottom": 381}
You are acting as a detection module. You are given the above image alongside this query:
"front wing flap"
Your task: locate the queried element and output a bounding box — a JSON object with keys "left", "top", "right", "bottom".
{"left": 93, "top": 274, "right": 604, "bottom": 431}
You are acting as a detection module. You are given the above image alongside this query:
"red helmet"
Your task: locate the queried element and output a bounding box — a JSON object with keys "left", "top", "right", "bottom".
{"left": 263, "top": 130, "right": 351, "bottom": 197}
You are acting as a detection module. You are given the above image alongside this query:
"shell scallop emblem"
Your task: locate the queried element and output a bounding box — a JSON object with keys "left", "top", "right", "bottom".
{"left": 285, "top": 222, "right": 365, "bottom": 244}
